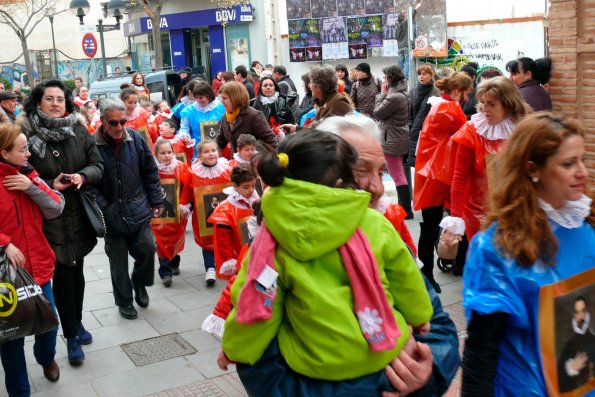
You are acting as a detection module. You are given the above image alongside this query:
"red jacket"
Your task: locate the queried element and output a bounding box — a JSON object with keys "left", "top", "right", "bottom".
{"left": 0, "top": 162, "right": 63, "bottom": 285}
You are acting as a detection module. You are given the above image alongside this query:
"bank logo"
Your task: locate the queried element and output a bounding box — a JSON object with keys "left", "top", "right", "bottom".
{"left": 0, "top": 283, "right": 17, "bottom": 317}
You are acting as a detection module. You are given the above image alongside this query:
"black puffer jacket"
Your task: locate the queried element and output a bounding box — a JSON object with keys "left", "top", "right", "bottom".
{"left": 17, "top": 114, "right": 104, "bottom": 266}
{"left": 407, "top": 82, "right": 437, "bottom": 166}
{"left": 251, "top": 93, "right": 298, "bottom": 127}
{"left": 295, "top": 92, "right": 314, "bottom": 123}
{"left": 91, "top": 127, "right": 162, "bottom": 236}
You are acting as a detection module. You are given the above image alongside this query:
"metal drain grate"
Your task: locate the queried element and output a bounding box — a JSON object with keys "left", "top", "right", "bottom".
{"left": 121, "top": 333, "right": 196, "bottom": 366}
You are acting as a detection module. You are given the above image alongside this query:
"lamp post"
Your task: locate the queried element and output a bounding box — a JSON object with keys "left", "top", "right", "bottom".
{"left": 47, "top": 10, "right": 58, "bottom": 78}
{"left": 69, "top": 0, "right": 126, "bottom": 79}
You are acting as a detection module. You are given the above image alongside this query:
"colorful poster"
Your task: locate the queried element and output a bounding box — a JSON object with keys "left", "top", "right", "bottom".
{"left": 320, "top": 17, "right": 349, "bottom": 60}
{"left": 412, "top": 0, "right": 447, "bottom": 58}
{"left": 365, "top": 0, "right": 396, "bottom": 14}
{"left": 287, "top": 0, "right": 312, "bottom": 19}
{"left": 349, "top": 43, "right": 367, "bottom": 59}
{"left": 306, "top": 47, "right": 323, "bottom": 61}
{"left": 347, "top": 15, "right": 383, "bottom": 48}
{"left": 290, "top": 48, "right": 306, "bottom": 62}
{"left": 337, "top": 0, "right": 365, "bottom": 16}
{"left": 311, "top": 0, "right": 337, "bottom": 18}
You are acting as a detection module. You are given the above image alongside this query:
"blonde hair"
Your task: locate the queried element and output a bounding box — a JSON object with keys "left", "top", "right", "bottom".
{"left": 219, "top": 81, "right": 250, "bottom": 111}
{"left": 153, "top": 138, "right": 173, "bottom": 156}
{"left": 476, "top": 76, "right": 531, "bottom": 121}
{"left": 0, "top": 124, "right": 23, "bottom": 153}
{"left": 196, "top": 139, "right": 218, "bottom": 155}
{"left": 434, "top": 73, "right": 473, "bottom": 94}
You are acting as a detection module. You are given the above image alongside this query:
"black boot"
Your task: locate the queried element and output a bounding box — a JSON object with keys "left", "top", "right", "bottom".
{"left": 396, "top": 185, "right": 414, "bottom": 220}
{"left": 452, "top": 234, "right": 469, "bottom": 276}
{"left": 418, "top": 222, "right": 441, "bottom": 293}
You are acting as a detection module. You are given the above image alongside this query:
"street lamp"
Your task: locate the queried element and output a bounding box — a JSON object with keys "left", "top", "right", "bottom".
{"left": 69, "top": 0, "right": 125, "bottom": 79}
{"left": 47, "top": 7, "right": 59, "bottom": 78}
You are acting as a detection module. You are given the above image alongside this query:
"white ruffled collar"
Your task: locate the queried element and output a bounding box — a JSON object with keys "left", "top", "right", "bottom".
{"left": 222, "top": 186, "right": 260, "bottom": 209}
{"left": 193, "top": 98, "right": 221, "bottom": 113}
{"left": 375, "top": 195, "right": 391, "bottom": 214}
{"left": 180, "top": 96, "right": 195, "bottom": 106}
{"left": 538, "top": 195, "right": 591, "bottom": 229}
{"left": 157, "top": 158, "right": 181, "bottom": 173}
{"left": 260, "top": 92, "right": 279, "bottom": 105}
{"left": 156, "top": 111, "right": 172, "bottom": 119}
{"left": 427, "top": 96, "right": 447, "bottom": 106}
{"left": 232, "top": 152, "right": 251, "bottom": 164}
{"left": 191, "top": 157, "right": 229, "bottom": 179}
{"left": 471, "top": 112, "right": 515, "bottom": 141}
{"left": 126, "top": 105, "right": 143, "bottom": 121}
{"left": 573, "top": 313, "right": 590, "bottom": 335}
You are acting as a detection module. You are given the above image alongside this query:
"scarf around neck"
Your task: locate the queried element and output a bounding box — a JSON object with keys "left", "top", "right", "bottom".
{"left": 28, "top": 109, "right": 77, "bottom": 159}
{"left": 226, "top": 108, "right": 241, "bottom": 123}
{"left": 260, "top": 92, "right": 279, "bottom": 105}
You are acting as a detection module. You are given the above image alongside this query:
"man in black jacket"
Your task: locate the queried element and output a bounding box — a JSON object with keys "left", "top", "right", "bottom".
{"left": 234, "top": 65, "right": 255, "bottom": 99}
{"left": 92, "top": 98, "right": 163, "bottom": 320}
{"left": 273, "top": 65, "right": 299, "bottom": 112}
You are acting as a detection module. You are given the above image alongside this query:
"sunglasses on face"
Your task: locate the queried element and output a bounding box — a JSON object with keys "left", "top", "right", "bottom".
{"left": 107, "top": 119, "right": 126, "bottom": 127}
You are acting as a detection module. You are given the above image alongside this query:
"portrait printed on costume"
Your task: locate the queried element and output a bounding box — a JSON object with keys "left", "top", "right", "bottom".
{"left": 539, "top": 268, "right": 595, "bottom": 397}
{"left": 200, "top": 121, "right": 220, "bottom": 142}
{"left": 194, "top": 182, "right": 233, "bottom": 237}
{"left": 151, "top": 178, "right": 179, "bottom": 224}
{"left": 175, "top": 151, "right": 187, "bottom": 164}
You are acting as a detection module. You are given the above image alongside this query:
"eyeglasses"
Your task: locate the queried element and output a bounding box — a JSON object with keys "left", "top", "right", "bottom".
{"left": 107, "top": 119, "right": 127, "bottom": 127}
{"left": 43, "top": 96, "right": 65, "bottom": 104}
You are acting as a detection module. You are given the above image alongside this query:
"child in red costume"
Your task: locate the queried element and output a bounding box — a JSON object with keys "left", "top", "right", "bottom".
{"left": 151, "top": 139, "right": 192, "bottom": 287}
{"left": 159, "top": 118, "right": 195, "bottom": 165}
{"left": 180, "top": 140, "right": 231, "bottom": 285}
{"left": 154, "top": 100, "right": 173, "bottom": 128}
{"left": 208, "top": 163, "right": 260, "bottom": 280}
{"left": 120, "top": 87, "right": 156, "bottom": 145}
{"left": 413, "top": 73, "right": 473, "bottom": 293}
{"left": 228, "top": 134, "right": 257, "bottom": 168}
{"left": 202, "top": 201, "right": 261, "bottom": 337}
{"left": 376, "top": 196, "right": 417, "bottom": 257}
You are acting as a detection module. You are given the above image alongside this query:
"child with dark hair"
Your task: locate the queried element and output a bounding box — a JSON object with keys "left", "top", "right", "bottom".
{"left": 219, "top": 130, "right": 432, "bottom": 396}
{"left": 158, "top": 118, "right": 195, "bottom": 165}
{"left": 208, "top": 164, "right": 260, "bottom": 279}
{"left": 180, "top": 140, "right": 231, "bottom": 285}
{"left": 229, "top": 133, "right": 257, "bottom": 167}
{"left": 151, "top": 139, "right": 192, "bottom": 287}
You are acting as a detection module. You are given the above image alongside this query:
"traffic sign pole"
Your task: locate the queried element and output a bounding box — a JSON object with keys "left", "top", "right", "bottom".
{"left": 98, "top": 19, "right": 107, "bottom": 79}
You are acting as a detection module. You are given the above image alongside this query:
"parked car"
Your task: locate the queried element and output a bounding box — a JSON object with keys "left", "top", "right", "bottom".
{"left": 89, "top": 70, "right": 182, "bottom": 106}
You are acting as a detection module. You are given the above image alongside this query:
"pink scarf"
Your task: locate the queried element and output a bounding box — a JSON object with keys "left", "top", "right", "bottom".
{"left": 236, "top": 225, "right": 400, "bottom": 352}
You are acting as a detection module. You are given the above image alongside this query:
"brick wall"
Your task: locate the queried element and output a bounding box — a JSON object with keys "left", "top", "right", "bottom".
{"left": 549, "top": 0, "right": 595, "bottom": 183}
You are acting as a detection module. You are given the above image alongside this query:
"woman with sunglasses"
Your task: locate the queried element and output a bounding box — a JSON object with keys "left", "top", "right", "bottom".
{"left": 16, "top": 79, "right": 104, "bottom": 366}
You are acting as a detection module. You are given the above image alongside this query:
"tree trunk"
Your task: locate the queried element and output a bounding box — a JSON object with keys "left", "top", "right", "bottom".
{"left": 151, "top": 13, "right": 163, "bottom": 69}
{"left": 19, "top": 28, "right": 34, "bottom": 87}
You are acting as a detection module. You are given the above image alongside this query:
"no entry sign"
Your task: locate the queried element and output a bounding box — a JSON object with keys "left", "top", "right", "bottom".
{"left": 82, "top": 33, "right": 98, "bottom": 58}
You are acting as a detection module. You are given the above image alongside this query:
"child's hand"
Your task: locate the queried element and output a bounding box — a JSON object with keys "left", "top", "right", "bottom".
{"left": 217, "top": 350, "right": 231, "bottom": 370}
{"left": 413, "top": 322, "right": 430, "bottom": 336}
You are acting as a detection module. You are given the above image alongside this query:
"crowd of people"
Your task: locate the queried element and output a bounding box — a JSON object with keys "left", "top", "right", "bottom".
{"left": 0, "top": 53, "right": 593, "bottom": 397}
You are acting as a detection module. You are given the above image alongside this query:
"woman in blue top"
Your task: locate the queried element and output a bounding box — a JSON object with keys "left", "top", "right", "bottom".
{"left": 461, "top": 112, "right": 595, "bottom": 397}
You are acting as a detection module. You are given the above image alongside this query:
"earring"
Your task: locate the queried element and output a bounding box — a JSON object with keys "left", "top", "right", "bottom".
{"left": 532, "top": 177, "right": 539, "bottom": 183}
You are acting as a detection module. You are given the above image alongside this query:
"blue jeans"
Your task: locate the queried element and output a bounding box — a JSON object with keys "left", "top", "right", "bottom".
{"left": 398, "top": 47, "right": 410, "bottom": 79}
{"left": 0, "top": 282, "right": 58, "bottom": 397}
{"left": 202, "top": 249, "right": 215, "bottom": 271}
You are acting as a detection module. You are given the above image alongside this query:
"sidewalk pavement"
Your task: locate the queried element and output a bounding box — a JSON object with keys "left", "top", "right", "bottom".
{"left": 1, "top": 178, "right": 466, "bottom": 397}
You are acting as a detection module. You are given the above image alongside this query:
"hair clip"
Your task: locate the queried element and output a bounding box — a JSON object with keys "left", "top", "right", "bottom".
{"left": 277, "top": 153, "right": 289, "bottom": 168}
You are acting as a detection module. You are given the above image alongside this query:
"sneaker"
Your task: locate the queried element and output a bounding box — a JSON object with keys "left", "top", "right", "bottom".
{"left": 205, "top": 268, "right": 216, "bottom": 286}
{"left": 67, "top": 338, "right": 85, "bottom": 365}
{"left": 162, "top": 275, "right": 173, "bottom": 287}
{"left": 78, "top": 323, "right": 93, "bottom": 345}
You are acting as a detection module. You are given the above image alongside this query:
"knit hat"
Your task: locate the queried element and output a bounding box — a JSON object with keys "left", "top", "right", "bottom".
{"left": 355, "top": 63, "right": 371, "bottom": 75}
{"left": 179, "top": 67, "right": 192, "bottom": 75}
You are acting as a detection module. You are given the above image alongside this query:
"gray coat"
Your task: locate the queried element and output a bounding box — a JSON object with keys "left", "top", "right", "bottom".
{"left": 374, "top": 81, "right": 410, "bottom": 156}
{"left": 17, "top": 114, "right": 104, "bottom": 266}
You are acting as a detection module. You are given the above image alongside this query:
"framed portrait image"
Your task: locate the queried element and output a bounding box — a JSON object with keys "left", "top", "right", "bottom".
{"left": 136, "top": 125, "right": 152, "bottom": 146}
{"left": 200, "top": 121, "right": 220, "bottom": 142}
{"left": 539, "top": 267, "right": 595, "bottom": 397}
{"left": 194, "top": 182, "right": 233, "bottom": 237}
{"left": 237, "top": 216, "right": 251, "bottom": 246}
{"left": 175, "top": 151, "right": 187, "bottom": 164}
{"left": 151, "top": 178, "right": 180, "bottom": 225}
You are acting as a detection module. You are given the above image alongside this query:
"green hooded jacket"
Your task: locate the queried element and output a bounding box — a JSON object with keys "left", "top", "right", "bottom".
{"left": 222, "top": 178, "right": 433, "bottom": 381}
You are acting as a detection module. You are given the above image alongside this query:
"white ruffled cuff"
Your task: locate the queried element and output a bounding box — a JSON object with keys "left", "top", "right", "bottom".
{"left": 179, "top": 203, "right": 192, "bottom": 217}
{"left": 564, "top": 358, "right": 580, "bottom": 376}
{"left": 201, "top": 314, "right": 226, "bottom": 338}
{"left": 439, "top": 216, "right": 466, "bottom": 235}
{"left": 220, "top": 259, "right": 237, "bottom": 275}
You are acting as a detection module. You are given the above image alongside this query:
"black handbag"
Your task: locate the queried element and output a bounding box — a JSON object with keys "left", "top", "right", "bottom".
{"left": 79, "top": 189, "right": 106, "bottom": 238}
{"left": 0, "top": 246, "right": 60, "bottom": 344}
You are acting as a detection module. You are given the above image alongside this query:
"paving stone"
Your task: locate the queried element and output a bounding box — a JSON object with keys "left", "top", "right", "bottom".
{"left": 121, "top": 333, "right": 196, "bottom": 366}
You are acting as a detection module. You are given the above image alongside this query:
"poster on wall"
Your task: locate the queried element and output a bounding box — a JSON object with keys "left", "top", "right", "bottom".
{"left": 349, "top": 43, "right": 367, "bottom": 59}
{"left": 347, "top": 15, "right": 383, "bottom": 57}
{"left": 320, "top": 17, "right": 349, "bottom": 60}
{"left": 383, "top": 13, "right": 398, "bottom": 56}
{"left": 226, "top": 26, "right": 250, "bottom": 71}
{"left": 290, "top": 48, "right": 306, "bottom": 62}
{"left": 365, "top": 0, "right": 396, "bottom": 14}
{"left": 289, "top": 19, "right": 322, "bottom": 62}
{"left": 337, "top": 0, "right": 365, "bottom": 16}
{"left": 311, "top": 0, "right": 337, "bottom": 18}
{"left": 287, "top": 0, "right": 312, "bottom": 19}
{"left": 412, "top": 0, "right": 447, "bottom": 58}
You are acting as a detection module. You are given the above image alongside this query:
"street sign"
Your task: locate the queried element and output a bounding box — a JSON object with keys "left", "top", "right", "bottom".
{"left": 80, "top": 25, "right": 97, "bottom": 33}
{"left": 82, "top": 33, "right": 98, "bottom": 58}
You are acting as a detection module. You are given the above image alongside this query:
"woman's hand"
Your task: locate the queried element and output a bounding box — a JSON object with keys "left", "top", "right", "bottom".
{"left": 217, "top": 350, "right": 231, "bottom": 370}
{"left": 3, "top": 174, "right": 33, "bottom": 191}
{"left": 70, "top": 173, "right": 85, "bottom": 190}
{"left": 53, "top": 173, "right": 73, "bottom": 191}
{"left": 280, "top": 124, "right": 297, "bottom": 134}
{"left": 6, "top": 243, "right": 26, "bottom": 269}
{"left": 381, "top": 80, "right": 390, "bottom": 95}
